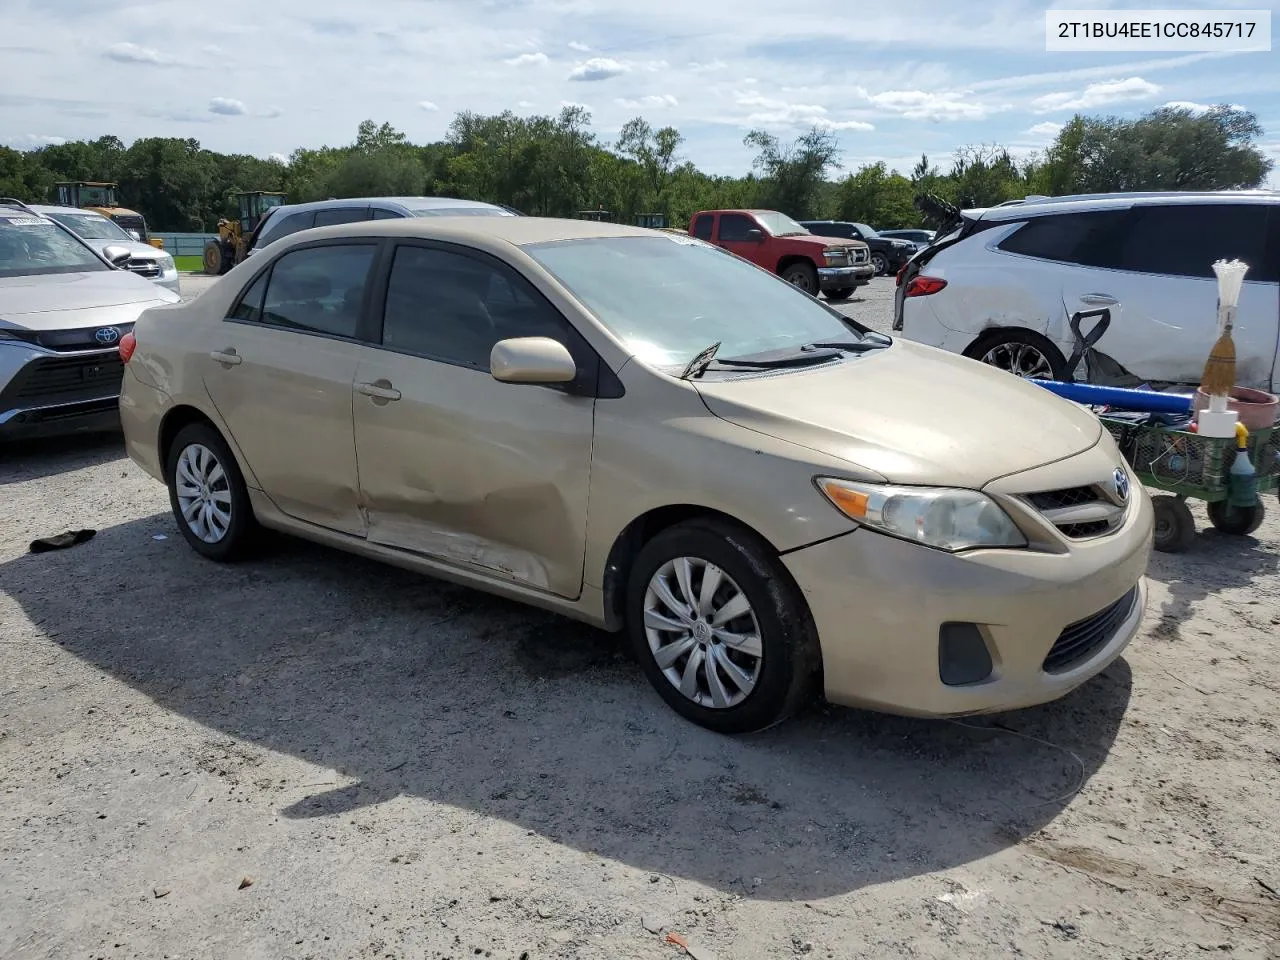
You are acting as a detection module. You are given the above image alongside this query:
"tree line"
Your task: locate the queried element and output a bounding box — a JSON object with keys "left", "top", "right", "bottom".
{"left": 0, "top": 104, "right": 1270, "bottom": 233}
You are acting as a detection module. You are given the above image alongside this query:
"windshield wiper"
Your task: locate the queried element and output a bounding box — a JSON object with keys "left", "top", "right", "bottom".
{"left": 800, "top": 336, "right": 890, "bottom": 353}
{"left": 679, "top": 341, "right": 722, "bottom": 380}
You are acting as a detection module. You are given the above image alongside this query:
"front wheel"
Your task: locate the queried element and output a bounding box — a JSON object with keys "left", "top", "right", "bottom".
{"left": 166, "top": 423, "right": 259, "bottom": 561}
{"left": 825, "top": 287, "right": 855, "bottom": 301}
{"left": 781, "top": 262, "right": 819, "bottom": 296}
{"left": 871, "top": 252, "right": 889, "bottom": 275}
{"left": 1206, "top": 498, "right": 1265, "bottom": 536}
{"left": 626, "top": 519, "right": 819, "bottom": 734}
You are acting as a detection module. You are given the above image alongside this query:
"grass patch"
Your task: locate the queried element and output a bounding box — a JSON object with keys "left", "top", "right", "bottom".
{"left": 174, "top": 255, "right": 204, "bottom": 273}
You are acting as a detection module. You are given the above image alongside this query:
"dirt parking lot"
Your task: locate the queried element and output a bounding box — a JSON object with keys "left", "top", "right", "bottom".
{"left": 2, "top": 276, "right": 1278, "bottom": 959}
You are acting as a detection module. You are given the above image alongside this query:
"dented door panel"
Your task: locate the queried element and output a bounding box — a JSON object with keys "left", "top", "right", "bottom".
{"left": 350, "top": 349, "right": 594, "bottom": 598}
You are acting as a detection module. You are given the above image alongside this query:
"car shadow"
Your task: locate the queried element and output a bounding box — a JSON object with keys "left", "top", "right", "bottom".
{"left": 0, "top": 431, "right": 124, "bottom": 485}
{"left": 2, "top": 512, "right": 1133, "bottom": 901}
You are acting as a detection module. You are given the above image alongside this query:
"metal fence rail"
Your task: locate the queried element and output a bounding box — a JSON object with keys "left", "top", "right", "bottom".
{"left": 152, "top": 233, "right": 215, "bottom": 258}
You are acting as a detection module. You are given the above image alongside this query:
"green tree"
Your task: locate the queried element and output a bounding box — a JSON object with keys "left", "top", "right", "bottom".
{"left": 744, "top": 127, "right": 839, "bottom": 218}
{"left": 835, "top": 162, "right": 917, "bottom": 227}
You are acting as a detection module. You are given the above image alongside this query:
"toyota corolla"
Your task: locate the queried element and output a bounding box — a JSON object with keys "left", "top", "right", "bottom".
{"left": 117, "top": 217, "right": 1153, "bottom": 733}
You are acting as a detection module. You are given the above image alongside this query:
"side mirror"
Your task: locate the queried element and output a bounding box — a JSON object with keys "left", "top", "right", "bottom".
{"left": 102, "top": 244, "right": 133, "bottom": 268}
{"left": 490, "top": 337, "right": 577, "bottom": 385}
{"left": 745, "top": 228, "right": 764, "bottom": 242}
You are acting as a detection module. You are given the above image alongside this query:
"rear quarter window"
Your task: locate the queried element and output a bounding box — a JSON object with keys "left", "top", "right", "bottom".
{"left": 691, "top": 214, "right": 713, "bottom": 240}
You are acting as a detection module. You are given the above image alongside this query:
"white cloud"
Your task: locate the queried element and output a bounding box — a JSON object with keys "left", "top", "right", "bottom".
{"left": 103, "top": 42, "right": 174, "bottom": 65}
{"left": 418, "top": 100, "right": 440, "bottom": 111}
{"left": 616, "top": 94, "right": 679, "bottom": 109}
{"left": 568, "top": 57, "right": 628, "bottom": 81}
{"left": 568, "top": 41, "right": 590, "bottom": 52}
{"left": 1026, "top": 121, "right": 1064, "bottom": 139}
{"left": 1163, "top": 100, "right": 1246, "bottom": 114}
{"left": 688, "top": 60, "right": 727, "bottom": 73}
{"left": 1032, "top": 77, "right": 1161, "bottom": 113}
{"left": 560, "top": 100, "right": 592, "bottom": 112}
{"left": 209, "top": 97, "right": 248, "bottom": 116}
{"left": 268, "top": 152, "right": 288, "bottom": 163}
{"left": 864, "top": 89, "right": 993, "bottom": 121}
{"left": 259, "top": 106, "right": 284, "bottom": 118}
{"left": 505, "top": 52, "right": 548, "bottom": 67}
{"left": 517, "top": 100, "right": 535, "bottom": 108}
{"left": 5, "top": 133, "right": 66, "bottom": 148}
{"left": 733, "top": 93, "right": 874, "bottom": 131}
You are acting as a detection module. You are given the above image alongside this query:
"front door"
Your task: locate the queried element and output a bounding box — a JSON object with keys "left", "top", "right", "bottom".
{"left": 1056, "top": 203, "right": 1279, "bottom": 387}
{"left": 200, "top": 241, "right": 378, "bottom": 535}
{"left": 715, "top": 212, "right": 765, "bottom": 264}
{"left": 351, "top": 241, "right": 596, "bottom": 598}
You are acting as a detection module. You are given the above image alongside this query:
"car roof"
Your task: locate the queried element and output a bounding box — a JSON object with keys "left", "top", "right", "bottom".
{"left": 270, "top": 196, "right": 511, "bottom": 215}
{"left": 974, "top": 189, "right": 1280, "bottom": 222}
{"left": 29, "top": 204, "right": 108, "bottom": 219}
{"left": 273, "top": 216, "right": 663, "bottom": 249}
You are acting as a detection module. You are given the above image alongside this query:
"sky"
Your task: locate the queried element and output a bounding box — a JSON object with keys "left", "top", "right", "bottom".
{"left": 2, "top": 0, "right": 1278, "bottom": 185}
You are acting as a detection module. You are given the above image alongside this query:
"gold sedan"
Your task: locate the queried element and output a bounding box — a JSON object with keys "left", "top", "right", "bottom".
{"left": 117, "top": 217, "right": 1153, "bottom": 733}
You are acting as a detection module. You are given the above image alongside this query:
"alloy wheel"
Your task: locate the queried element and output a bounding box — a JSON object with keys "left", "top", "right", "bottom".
{"left": 980, "top": 341, "right": 1054, "bottom": 379}
{"left": 174, "top": 443, "right": 233, "bottom": 543}
{"left": 642, "top": 557, "right": 763, "bottom": 709}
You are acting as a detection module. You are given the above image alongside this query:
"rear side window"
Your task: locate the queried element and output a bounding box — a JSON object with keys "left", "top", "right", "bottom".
{"left": 717, "top": 213, "right": 755, "bottom": 242}
{"left": 691, "top": 214, "right": 713, "bottom": 240}
{"left": 258, "top": 244, "right": 376, "bottom": 338}
{"left": 996, "top": 210, "right": 1128, "bottom": 265}
{"left": 313, "top": 206, "right": 370, "bottom": 227}
{"left": 1113, "top": 204, "right": 1274, "bottom": 281}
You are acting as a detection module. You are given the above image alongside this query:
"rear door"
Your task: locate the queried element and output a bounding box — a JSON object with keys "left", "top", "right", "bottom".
{"left": 1050, "top": 203, "right": 1279, "bottom": 386}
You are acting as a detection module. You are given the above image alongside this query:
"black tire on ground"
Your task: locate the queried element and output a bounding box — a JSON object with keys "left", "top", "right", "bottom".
{"left": 824, "top": 287, "right": 855, "bottom": 301}
{"left": 1206, "top": 498, "right": 1265, "bottom": 536}
{"left": 1151, "top": 495, "right": 1196, "bottom": 553}
{"left": 625, "top": 518, "right": 821, "bottom": 734}
{"left": 780, "top": 262, "right": 819, "bottom": 296}
{"left": 871, "top": 252, "right": 889, "bottom": 275}
{"left": 962, "top": 328, "right": 1069, "bottom": 381}
{"left": 202, "top": 241, "right": 224, "bottom": 276}
{"left": 165, "top": 422, "right": 259, "bottom": 562}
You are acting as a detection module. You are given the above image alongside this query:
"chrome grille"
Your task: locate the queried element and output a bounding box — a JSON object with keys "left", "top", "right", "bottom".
{"left": 851, "top": 247, "right": 869, "bottom": 263}
{"left": 1022, "top": 482, "right": 1126, "bottom": 540}
{"left": 127, "top": 258, "right": 160, "bottom": 278}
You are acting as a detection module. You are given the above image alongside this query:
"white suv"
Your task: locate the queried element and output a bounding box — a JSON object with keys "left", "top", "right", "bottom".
{"left": 894, "top": 192, "right": 1280, "bottom": 391}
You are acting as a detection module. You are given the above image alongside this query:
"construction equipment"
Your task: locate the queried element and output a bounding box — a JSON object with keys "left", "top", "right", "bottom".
{"left": 635, "top": 213, "right": 667, "bottom": 229}
{"left": 203, "top": 191, "right": 286, "bottom": 275}
{"left": 53, "top": 182, "right": 163, "bottom": 249}
{"left": 576, "top": 206, "right": 614, "bottom": 223}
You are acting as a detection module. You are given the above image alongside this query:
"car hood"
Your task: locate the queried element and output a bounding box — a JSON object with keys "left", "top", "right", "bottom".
{"left": 0, "top": 271, "right": 179, "bottom": 331}
{"left": 693, "top": 339, "right": 1102, "bottom": 488}
{"left": 76, "top": 236, "right": 167, "bottom": 261}
{"left": 795, "top": 234, "right": 868, "bottom": 250}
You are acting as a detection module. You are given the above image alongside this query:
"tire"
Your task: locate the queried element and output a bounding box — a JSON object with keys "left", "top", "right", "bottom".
{"left": 165, "top": 422, "right": 259, "bottom": 562}
{"left": 963, "top": 329, "right": 1068, "bottom": 381}
{"left": 202, "top": 241, "right": 224, "bottom": 276}
{"left": 780, "top": 262, "right": 819, "bottom": 296}
{"left": 625, "top": 518, "right": 820, "bottom": 734}
{"left": 1151, "top": 495, "right": 1196, "bottom": 553}
{"left": 1206, "top": 498, "right": 1265, "bottom": 536}
{"left": 871, "top": 252, "right": 889, "bottom": 275}
{"left": 824, "top": 287, "right": 855, "bottom": 301}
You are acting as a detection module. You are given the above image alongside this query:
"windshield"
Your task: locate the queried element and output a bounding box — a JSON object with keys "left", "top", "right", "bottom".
{"left": 853, "top": 223, "right": 880, "bottom": 239}
{"left": 0, "top": 215, "right": 105, "bottom": 277}
{"left": 409, "top": 206, "right": 516, "bottom": 217}
{"left": 46, "top": 211, "right": 132, "bottom": 242}
{"left": 754, "top": 211, "right": 810, "bottom": 237}
{"left": 524, "top": 235, "right": 870, "bottom": 370}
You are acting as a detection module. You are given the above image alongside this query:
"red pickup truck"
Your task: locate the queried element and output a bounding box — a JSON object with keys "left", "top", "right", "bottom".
{"left": 688, "top": 208, "right": 875, "bottom": 300}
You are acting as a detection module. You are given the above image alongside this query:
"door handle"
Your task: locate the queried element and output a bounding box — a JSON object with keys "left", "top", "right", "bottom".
{"left": 209, "top": 349, "right": 242, "bottom": 366}
{"left": 356, "top": 380, "right": 402, "bottom": 402}
{"left": 1080, "top": 293, "right": 1118, "bottom": 306}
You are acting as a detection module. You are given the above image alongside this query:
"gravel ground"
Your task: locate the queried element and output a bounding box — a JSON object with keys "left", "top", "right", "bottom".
{"left": 1, "top": 276, "right": 1278, "bottom": 959}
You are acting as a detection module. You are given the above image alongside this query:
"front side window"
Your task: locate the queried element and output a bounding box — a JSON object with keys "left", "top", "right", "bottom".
{"left": 46, "top": 212, "right": 133, "bottom": 242}
{"left": 524, "top": 235, "right": 867, "bottom": 370}
{"left": 380, "top": 244, "right": 571, "bottom": 369}
{"left": 717, "top": 213, "right": 756, "bottom": 242}
{"left": 0, "top": 215, "right": 105, "bottom": 277}
{"left": 372, "top": 208, "right": 404, "bottom": 220}
{"left": 996, "top": 210, "right": 1128, "bottom": 266}
{"left": 266, "top": 211, "right": 316, "bottom": 243}
{"left": 313, "top": 207, "right": 370, "bottom": 227}
{"left": 258, "top": 244, "right": 375, "bottom": 338}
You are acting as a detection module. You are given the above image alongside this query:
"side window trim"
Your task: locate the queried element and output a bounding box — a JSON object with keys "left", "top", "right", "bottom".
{"left": 365, "top": 238, "right": 619, "bottom": 398}
{"left": 221, "top": 237, "right": 386, "bottom": 346}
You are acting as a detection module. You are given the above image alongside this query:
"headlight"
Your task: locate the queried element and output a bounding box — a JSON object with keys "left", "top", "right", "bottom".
{"left": 816, "top": 477, "right": 1027, "bottom": 552}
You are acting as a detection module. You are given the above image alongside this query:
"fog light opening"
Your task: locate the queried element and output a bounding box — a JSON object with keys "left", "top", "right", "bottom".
{"left": 938, "top": 622, "right": 994, "bottom": 686}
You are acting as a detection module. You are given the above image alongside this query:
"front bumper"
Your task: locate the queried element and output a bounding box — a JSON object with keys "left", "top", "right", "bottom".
{"left": 783, "top": 489, "right": 1153, "bottom": 717}
{"left": 818, "top": 264, "right": 875, "bottom": 290}
{"left": 0, "top": 343, "right": 125, "bottom": 441}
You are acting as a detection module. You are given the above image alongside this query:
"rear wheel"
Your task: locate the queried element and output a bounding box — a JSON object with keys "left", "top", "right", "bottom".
{"left": 781, "top": 262, "right": 818, "bottom": 296}
{"left": 1206, "top": 498, "right": 1265, "bottom": 536}
{"left": 626, "top": 519, "right": 819, "bottom": 734}
{"left": 964, "top": 329, "right": 1068, "bottom": 381}
{"left": 166, "top": 423, "right": 258, "bottom": 562}
{"left": 825, "top": 287, "right": 855, "bottom": 301}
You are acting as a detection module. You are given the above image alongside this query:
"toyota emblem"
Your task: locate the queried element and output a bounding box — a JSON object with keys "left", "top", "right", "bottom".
{"left": 94, "top": 326, "right": 121, "bottom": 345}
{"left": 1112, "top": 467, "right": 1130, "bottom": 504}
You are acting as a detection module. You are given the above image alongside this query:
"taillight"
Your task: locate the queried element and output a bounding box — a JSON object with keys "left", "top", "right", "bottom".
{"left": 119, "top": 331, "right": 136, "bottom": 363}
{"left": 895, "top": 264, "right": 908, "bottom": 286}
{"left": 904, "top": 276, "right": 947, "bottom": 298}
